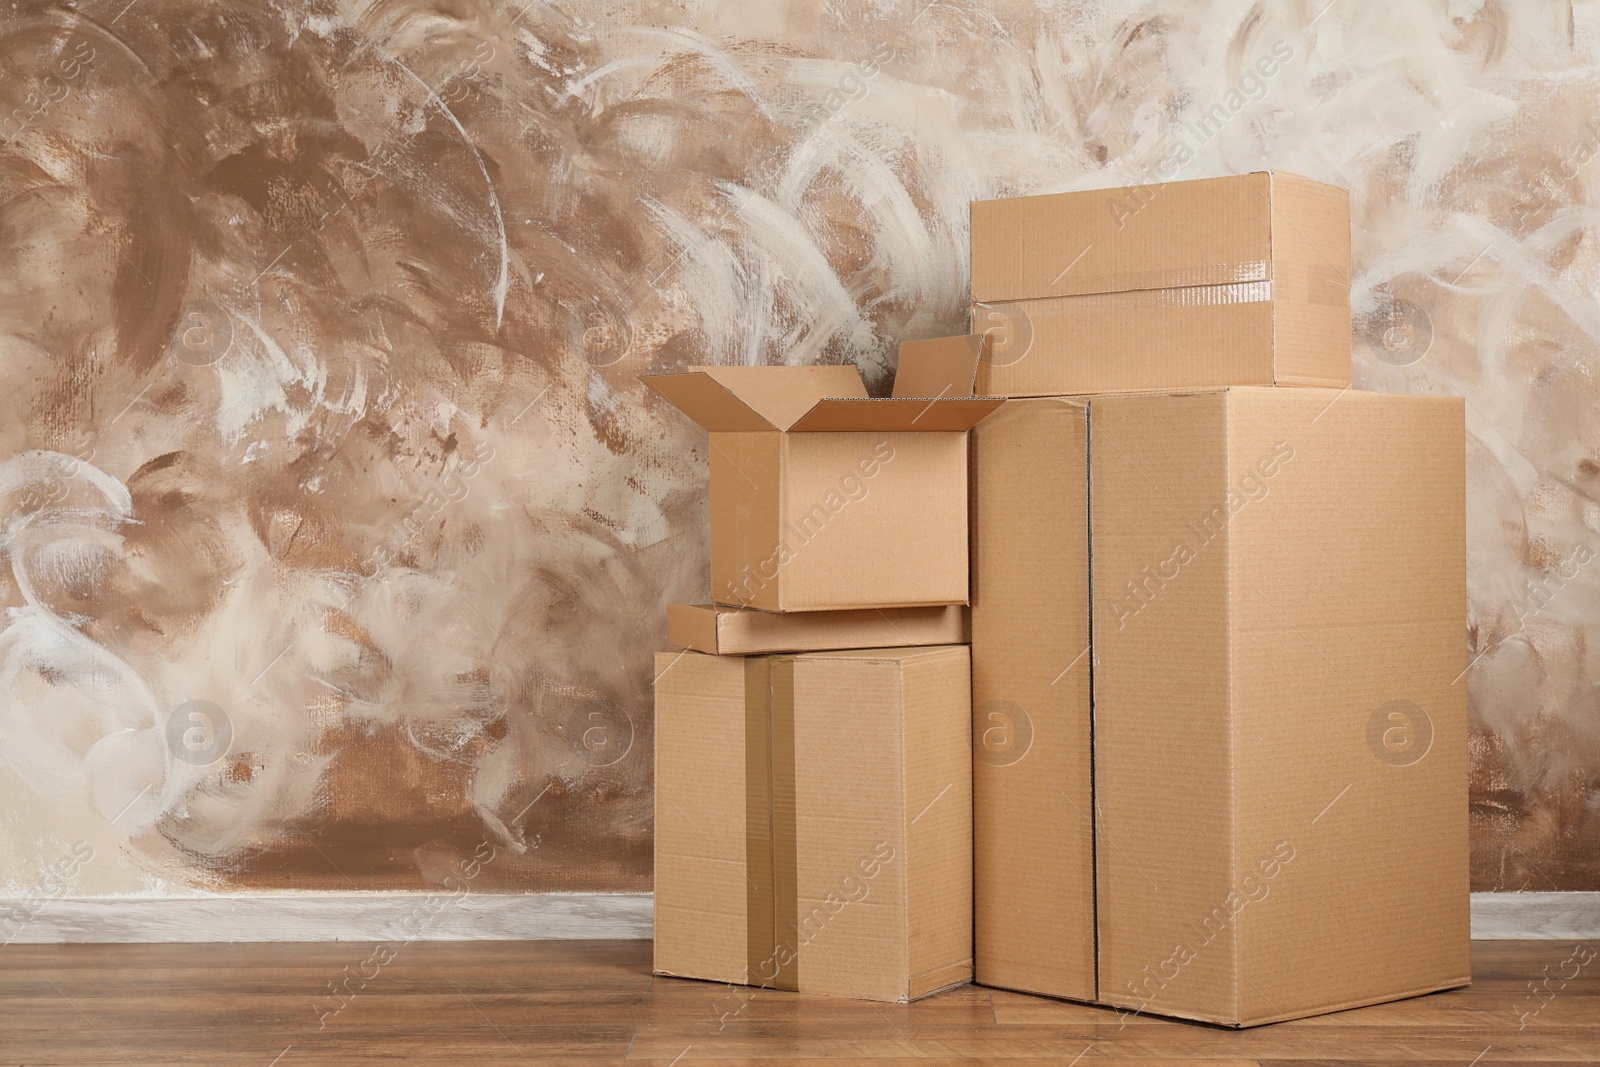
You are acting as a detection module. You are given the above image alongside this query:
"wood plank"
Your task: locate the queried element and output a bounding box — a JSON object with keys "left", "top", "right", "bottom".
{"left": 0, "top": 940, "right": 1594, "bottom": 1064}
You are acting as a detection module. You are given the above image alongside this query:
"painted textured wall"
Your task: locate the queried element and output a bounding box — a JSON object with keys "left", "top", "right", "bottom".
{"left": 0, "top": 0, "right": 1595, "bottom": 897}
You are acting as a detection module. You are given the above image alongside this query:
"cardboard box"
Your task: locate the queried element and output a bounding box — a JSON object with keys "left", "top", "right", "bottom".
{"left": 643, "top": 338, "right": 1003, "bottom": 612}
{"left": 668, "top": 603, "right": 968, "bottom": 656}
{"left": 969, "top": 172, "right": 1351, "bottom": 397}
{"left": 967, "top": 388, "right": 1469, "bottom": 1025}
{"left": 969, "top": 398, "right": 1095, "bottom": 1000}
{"left": 653, "top": 645, "right": 973, "bottom": 1003}
{"left": 1091, "top": 387, "right": 1469, "bottom": 1027}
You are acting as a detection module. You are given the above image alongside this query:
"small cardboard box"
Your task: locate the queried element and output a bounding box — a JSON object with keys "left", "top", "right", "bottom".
{"left": 653, "top": 645, "right": 973, "bottom": 1003}
{"left": 969, "top": 397, "right": 1095, "bottom": 1001}
{"left": 668, "top": 603, "right": 968, "bottom": 656}
{"left": 969, "top": 387, "right": 1470, "bottom": 1026}
{"left": 969, "top": 172, "right": 1351, "bottom": 397}
{"left": 643, "top": 338, "right": 1003, "bottom": 612}
{"left": 1092, "top": 387, "right": 1469, "bottom": 1026}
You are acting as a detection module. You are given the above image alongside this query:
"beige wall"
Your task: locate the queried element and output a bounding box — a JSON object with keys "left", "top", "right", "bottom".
{"left": 0, "top": 0, "right": 1595, "bottom": 896}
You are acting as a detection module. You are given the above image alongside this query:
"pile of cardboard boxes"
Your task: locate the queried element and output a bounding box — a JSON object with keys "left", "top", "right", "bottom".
{"left": 645, "top": 171, "right": 1471, "bottom": 1027}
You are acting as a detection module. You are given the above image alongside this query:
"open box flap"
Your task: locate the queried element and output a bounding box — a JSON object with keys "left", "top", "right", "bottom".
{"left": 891, "top": 335, "right": 986, "bottom": 399}
{"left": 787, "top": 396, "right": 1005, "bottom": 433}
{"left": 643, "top": 364, "right": 867, "bottom": 431}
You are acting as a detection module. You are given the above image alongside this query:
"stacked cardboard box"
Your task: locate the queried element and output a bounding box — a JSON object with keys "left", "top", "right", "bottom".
{"left": 645, "top": 170, "right": 1469, "bottom": 1028}
{"left": 644, "top": 338, "right": 1001, "bottom": 1003}
{"left": 969, "top": 172, "right": 1470, "bottom": 1027}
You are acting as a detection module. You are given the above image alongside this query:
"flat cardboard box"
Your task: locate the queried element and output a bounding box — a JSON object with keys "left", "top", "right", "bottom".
{"left": 644, "top": 337, "right": 1003, "bottom": 612}
{"left": 969, "top": 172, "right": 1351, "bottom": 397}
{"left": 668, "top": 603, "right": 968, "bottom": 655}
{"left": 654, "top": 645, "right": 973, "bottom": 1003}
{"left": 969, "top": 398, "right": 1095, "bottom": 1000}
{"left": 1091, "top": 387, "right": 1469, "bottom": 1027}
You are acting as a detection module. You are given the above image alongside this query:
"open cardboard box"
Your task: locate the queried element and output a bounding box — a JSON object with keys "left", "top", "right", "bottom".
{"left": 644, "top": 337, "right": 1003, "bottom": 612}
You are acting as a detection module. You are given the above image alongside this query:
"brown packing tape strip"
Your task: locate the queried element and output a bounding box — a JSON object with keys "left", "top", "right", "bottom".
{"left": 975, "top": 281, "right": 1273, "bottom": 321}
{"left": 1066, "top": 260, "right": 1270, "bottom": 295}
{"left": 975, "top": 261, "right": 1346, "bottom": 319}
{"left": 744, "top": 656, "right": 800, "bottom": 991}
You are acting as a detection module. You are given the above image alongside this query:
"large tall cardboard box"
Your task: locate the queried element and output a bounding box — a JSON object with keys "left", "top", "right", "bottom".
{"left": 969, "top": 398, "right": 1095, "bottom": 1000}
{"left": 1091, "top": 387, "right": 1469, "bottom": 1027}
{"left": 643, "top": 340, "right": 1003, "bottom": 612}
{"left": 654, "top": 645, "right": 973, "bottom": 1003}
{"left": 970, "top": 172, "right": 1350, "bottom": 397}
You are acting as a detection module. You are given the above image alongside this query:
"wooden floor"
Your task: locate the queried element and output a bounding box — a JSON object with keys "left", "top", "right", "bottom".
{"left": 1, "top": 940, "right": 1594, "bottom": 1065}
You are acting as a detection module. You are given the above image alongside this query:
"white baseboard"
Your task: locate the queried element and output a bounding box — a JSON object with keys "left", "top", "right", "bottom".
{"left": 1470, "top": 892, "right": 1600, "bottom": 940}
{"left": 2, "top": 891, "right": 1593, "bottom": 944}
{"left": 1, "top": 892, "right": 652, "bottom": 944}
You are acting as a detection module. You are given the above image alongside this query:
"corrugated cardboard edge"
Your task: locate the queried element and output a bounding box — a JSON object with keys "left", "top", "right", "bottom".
{"left": 1083, "top": 400, "right": 1100, "bottom": 1007}
{"left": 643, "top": 365, "right": 869, "bottom": 432}
{"left": 907, "top": 963, "right": 976, "bottom": 1001}
{"left": 897, "top": 644, "right": 975, "bottom": 1002}
{"left": 767, "top": 656, "right": 801, "bottom": 992}
{"left": 1107, "top": 974, "right": 1473, "bottom": 1029}
{"left": 1088, "top": 390, "right": 1240, "bottom": 1020}
{"left": 666, "top": 603, "right": 722, "bottom": 654}
{"left": 970, "top": 398, "right": 1096, "bottom": 1001}
{"left": 1222, "top": 393, "right": 1240, "bottom": 1026}
{"left": 1264, "top": 171, "right": 1352, "bottom": 389}
{"left": 709, "top": 431, "right": 783, "bottom": 612}
{"left": 892, "top": 335, "right": 986, "bottom": 399}
{"left": 744, "top": 657, "right": 778, "bottom": 988}
{"left": 787, "top": 397, "right": 1005, "bottom": 433}
{"left": 668, "top": 603, "right": 971, "bottom": 658}
{"left": 652, "top": 651, "right": 750, "bottom": 984}
{"left": 1272, "top": 371, "right": 1351, "bottom": 387}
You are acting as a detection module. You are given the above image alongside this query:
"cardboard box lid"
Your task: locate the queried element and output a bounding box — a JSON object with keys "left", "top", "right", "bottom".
{"left": 969, "top": 171, "right": 1347, "bottom": 304}
{"left": 642, "top": 339, "right": 1004, "bottom": 434}
{"left": 890, "top": 335, "right": 985, "bottom": 398}
{"left": 667, "top": 602, "right": 968, "bottom": 656}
